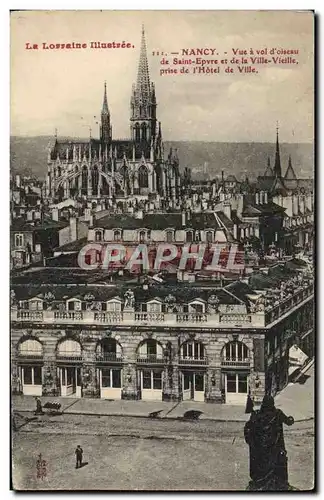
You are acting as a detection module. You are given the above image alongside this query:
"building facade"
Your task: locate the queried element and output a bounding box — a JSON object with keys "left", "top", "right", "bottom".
{"left": 11, "top": 263, "right": 314, "bottom": 405}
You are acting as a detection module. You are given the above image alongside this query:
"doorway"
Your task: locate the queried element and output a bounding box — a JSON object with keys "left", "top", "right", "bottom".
{"left": 182, "top": 372, "right": 205, "bottom": 402}
{"left": 59, "top": 366, "right": 81, "bottom": 397}
{"left": 224, "top": 372, "right": 248, "bottom": 405}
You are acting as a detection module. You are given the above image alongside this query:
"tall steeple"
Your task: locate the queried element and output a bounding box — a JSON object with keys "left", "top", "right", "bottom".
{"left": 274, "top": 123, "right": 282, "bottom": 178}
{"left": 100, "top": 81, "right": 111, "bottom": 143}
{"left": 284, "top": 155, "right": 297, "bottom": 180}
{"left": 130, "top": 26, "right": 157, "bottom": 144}
{"left": 264, "top": 156, "right": 274, "bottom": 177}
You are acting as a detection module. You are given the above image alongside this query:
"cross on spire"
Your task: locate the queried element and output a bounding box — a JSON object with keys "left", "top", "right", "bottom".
{"left": 274, "top": 121, "right": 282, "bottom": 178}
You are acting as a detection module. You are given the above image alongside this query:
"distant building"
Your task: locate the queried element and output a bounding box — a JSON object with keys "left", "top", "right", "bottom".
{"left": 45, "top": 27, "right": 180, "bottom": 205}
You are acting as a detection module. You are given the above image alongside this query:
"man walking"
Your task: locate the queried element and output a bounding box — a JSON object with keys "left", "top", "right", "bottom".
{"left": 75, "top": 445, "right": 83, "bottom": 469}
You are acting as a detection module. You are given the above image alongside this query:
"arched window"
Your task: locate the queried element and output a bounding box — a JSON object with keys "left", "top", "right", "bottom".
{"left": 206, "top": 231, "right": 213, "bottom": 243}
{"left": 19, "top": 338, "right": 43, "bottom": 357}
{"left": 222, "top": 341, "right": 249, "bottom": 363}
{"left": 137, "top": 339, "right": 163, "bottom": 361}
{"left": 138, "top": 165, "right": 148, "bottom": 188}
{"left": 95, "top": 230, "right": 103, "bottom": 242}
{"left": 141, "top": 123, "right": 147, "bottom": 141}
{"left": 114, "top": 229, "right": 122, "bottom": 241}
{"left": 139, "top": 230, "right": 146, "bottom": 243}
{"left": 57, "top": 339, "right": 82, "bottom": 358}
{"left": 135, "top": 123, "right": 140, "bottom": 142}
{"left": 81, "top": 166, "right": 88, "bottom": 193}
{"left": 96, "top": 338, "right": 122, "bottom": 361}
{"left": 180, "top": 341, "right": 205, "bottom": 360}
{"left": 186, "top": 231, "right": 193, "bottom": 243}
{"left": 92, "top": 166, "right": 99, "bottom": 194}
{"left": 166, "top": 230, "right": 173, "bottom": 243}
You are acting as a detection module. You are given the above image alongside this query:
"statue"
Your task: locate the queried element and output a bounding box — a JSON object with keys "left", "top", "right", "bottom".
{"left": 124, "top": 289, "right": 135, "bottom": 309}
{"left": 244, "top": 395, "right": 294, "bottom": 491}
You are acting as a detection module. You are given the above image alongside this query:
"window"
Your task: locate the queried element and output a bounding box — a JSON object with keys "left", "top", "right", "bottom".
{"left": 194, "top": 374, "right": 204, "bottom": 391}
{"left": 29, "top": 300, "right": 43, "bottom": 311}
{"left": 102, "top": 368, "right": 121, "bottom": 388}
{"left": 238, "top": 373, "right": 248, "bottom": 393}
{"left": 206, "top": 231, "right": 213, "bottom": 243}
{"left": 181, "top": 341, "right": 205, "bottom": 360}
{"left": 139, "top": 165, "right": 148, "bottom": 188}
{"left": 139, "top": 230, "right": 146, "bottom": 243}
{"left": 148, "top": 302, "right": 161, "bottom": 313}
{"left": 114, "top": 230, "right": 122, "bottom": 241}
{"left": 147, "top": 339, "right": 157, "bottom": 357}
{"left": 226, "top": 373, "right": 236, "bottom": 393}
{"left": 95, "top": 230, "right": 103, "bottom": 242}
{"left": 186, "top": 231, "right": 193, "bottom": 243}
{"left": 15, "top": 234, "right": 24, "bottom": 248}
{"left": 22, "top": 366, "right": 41, "bottom": 385}
{"left": 19, "top": 339, "right": 42, "bottom": 357}
{"left": 142, "top": 370, "right": 162, "bottom": 390}
{"left": 166, "top": 231, "right": 173, "bottom": 243}
{"left": 224, "top": 342, "right": 249, "bottom": 362}
{"left": 106, "top": 301, "right": 121, "bottom": 312}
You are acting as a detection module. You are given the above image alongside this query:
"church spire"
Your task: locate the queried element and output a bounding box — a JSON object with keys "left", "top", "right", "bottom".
{"left": 100, "top": 81, "right": 111, "bottom": 143}
{"left": 102, "top": 81, "right": 109, "bottom": 115}
{"left": 274, "top": 123, "right": 282, "bottom": 178}
{"left": 284, "top": 154, "right": 297, "bottom": 180}
{"left": 136, "top": 25, "right": 150, "bottom": 100}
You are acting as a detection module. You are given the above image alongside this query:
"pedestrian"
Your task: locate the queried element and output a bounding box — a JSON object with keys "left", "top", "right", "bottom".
{"left": 245, "top": 392, "right": 254, "bottom": 414}
{"left": 75, "top": 445, "right": 83, "bottom": 469}
{"left": 35, "top": 397, "right": 43, "bottom": 415}
{"left": 244, "top": 394, "right": 294, "bottom": 491}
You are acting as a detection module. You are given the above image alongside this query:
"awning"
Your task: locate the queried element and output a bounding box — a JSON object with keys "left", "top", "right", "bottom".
{"left": 288, "top": 345, "right": 309, "bottom": 376}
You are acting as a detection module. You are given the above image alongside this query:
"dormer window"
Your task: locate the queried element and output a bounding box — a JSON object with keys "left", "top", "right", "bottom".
{"left": 186, "top": 230, "right": 193, "bottom": 243}
{"left": 139, "top": 230, "right": 146, "bottom": 243}
{"left": 114, "top": 229, "right": 122, "bottom": 242}
{"left": 15, "top": 234, "right": 24, "bottom": 248}
{"left": 95, "top": 229, "right": 103, "bottom": 242}
{"left": 166, "top": 230, "right": 173, "bottom": 243}
{"left": 206, "top": 231, "right": 213, "bottom": 243}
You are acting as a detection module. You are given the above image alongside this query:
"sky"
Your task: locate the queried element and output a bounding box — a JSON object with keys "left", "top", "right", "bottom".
{"left": 10, "top": 10, "right": 314, "bottom": 142}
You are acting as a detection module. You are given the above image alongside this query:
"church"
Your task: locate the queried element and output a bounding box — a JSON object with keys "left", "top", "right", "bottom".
{"left": 45, "top": 27, "right": 181, "bottom": 204}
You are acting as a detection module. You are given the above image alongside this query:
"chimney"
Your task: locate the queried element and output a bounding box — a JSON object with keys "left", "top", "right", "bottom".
{"left": 69, "top": 217, "right": 78, "bottom": 242}
{"left": 223, "top": 202, "right": 231, "bottom": 220}
{"left": 52, "top": 208, "right": 59, "bottom": 221}
{"left": 89, "top": 215, "right": 94, "bottom": 228}
{"left": 255, "top": 192, "right": 259, "bottom": 205}
{"left": 233, "top": 223, "right": 238, "bottom": 240}
{"left": 264, "top": 191, "right": 268, "bottom": 204}
{"left": 182, "top": 212, "right": 186, "bottom": 227}
{"left": 15, "top": 174, "right": 21, "bottom": 188}
{"left": 84, "top": 208, "right": 91, "bottom": 221}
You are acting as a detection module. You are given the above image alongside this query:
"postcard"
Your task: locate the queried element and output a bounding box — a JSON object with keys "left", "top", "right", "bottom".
{"left": 11, "top": 10, "right": 314, "bottom": 491}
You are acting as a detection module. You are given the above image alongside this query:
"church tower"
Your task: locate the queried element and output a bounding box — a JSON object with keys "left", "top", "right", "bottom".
{"left": 100, "top": 81, "right": 112, "bottom": 143}
{"left": 274, "top": 124, "right": 282, "bottom": 178}
{"left": 130, "top": 26, "right": 157, "bottom": 143}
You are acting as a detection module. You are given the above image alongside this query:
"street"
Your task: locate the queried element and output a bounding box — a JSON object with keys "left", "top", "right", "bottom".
{"left": 12, "top": 413, "right": 314, "bottom": 491}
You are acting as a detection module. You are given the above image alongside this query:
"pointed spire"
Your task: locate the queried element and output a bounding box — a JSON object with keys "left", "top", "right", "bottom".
{"left": 264, "top": 155, "right": 274, "bottom": 177}
{"left": 102, "top": 81, "right": 109, "bottom": 115}
{"left": 274, "top": 122, "right": 282, "bottom": 178}
{"left": 136, "top": 25, "right": 150, "bottom": 102}
{"left": 284, "top": 154, "right": 297, "bottom": 180}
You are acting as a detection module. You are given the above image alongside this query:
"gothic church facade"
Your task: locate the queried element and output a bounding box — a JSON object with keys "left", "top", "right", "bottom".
{"left": 45, "top": 28, "right": 180, "bottom": 204}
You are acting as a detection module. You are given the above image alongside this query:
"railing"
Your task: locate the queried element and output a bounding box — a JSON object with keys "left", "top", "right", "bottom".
{"left": 17, "top": 351, "right": 43, "bottom": 359}
{"left": 56, "top": 353, "right": 83, "bottom": 361}
{"left": 54, "top": 311, "right": 83, "bottom": 320}
{"left": 179, "top": 357, "right": 208, "bottom": 366}
{"left": 136, "top": 355, "right": 164, "bottom": 364}
{"left": 221, "top": 358, "right": 250, "bottom": 367}
{"left": 17, "top": 310, "right": 43, "bottom": 320}
{"left": 176, "top": 313, "right": 207, "bottom": 323}
{"left": 95, "top": 352, "right": 123, "bottom": 362}
{"left": 11, "top": 283, "right": 313, "bottom": 329}
{"left": 219, "top": 314, "right": 252, "bottom": 324}
{"left": 94, "top": 312, "right": 123, "bottom": 323}
{"left": 135, "top": 312, "right": 165, "bottom": 322}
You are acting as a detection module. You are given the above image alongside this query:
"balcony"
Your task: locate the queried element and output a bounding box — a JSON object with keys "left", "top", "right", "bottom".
{"left": 135, "top": 312, "right": 165, "bottom": 322}
{"left": 179, "top": 356, "right": 208, "bottom": 366}
{"left": 56, "top": 354, "right": 83, "bottom": 362}
{"left": 17, "top": 351, "right": 43, "bottom": 360}
{"left": 136, "top": 354, "right": 165, "bottom": 364}
{"left": 95, "top": 352, "right": 123, "bottom": 363}
{"left": 94, "top": 312, "right": 123, "bottom": 323}
{"left": 11, "top": 282, "right": 313, "bottom": 330}
{"left": 221, "top": 358, "right": 250, "bottom": 368}
{"left": 176, "top": 313, "right": 207, "bottom": 323}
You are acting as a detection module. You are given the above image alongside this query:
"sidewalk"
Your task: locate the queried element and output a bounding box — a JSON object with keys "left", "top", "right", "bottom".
{"left": 12, "top": 364, "right": 314, "bottom": 423}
